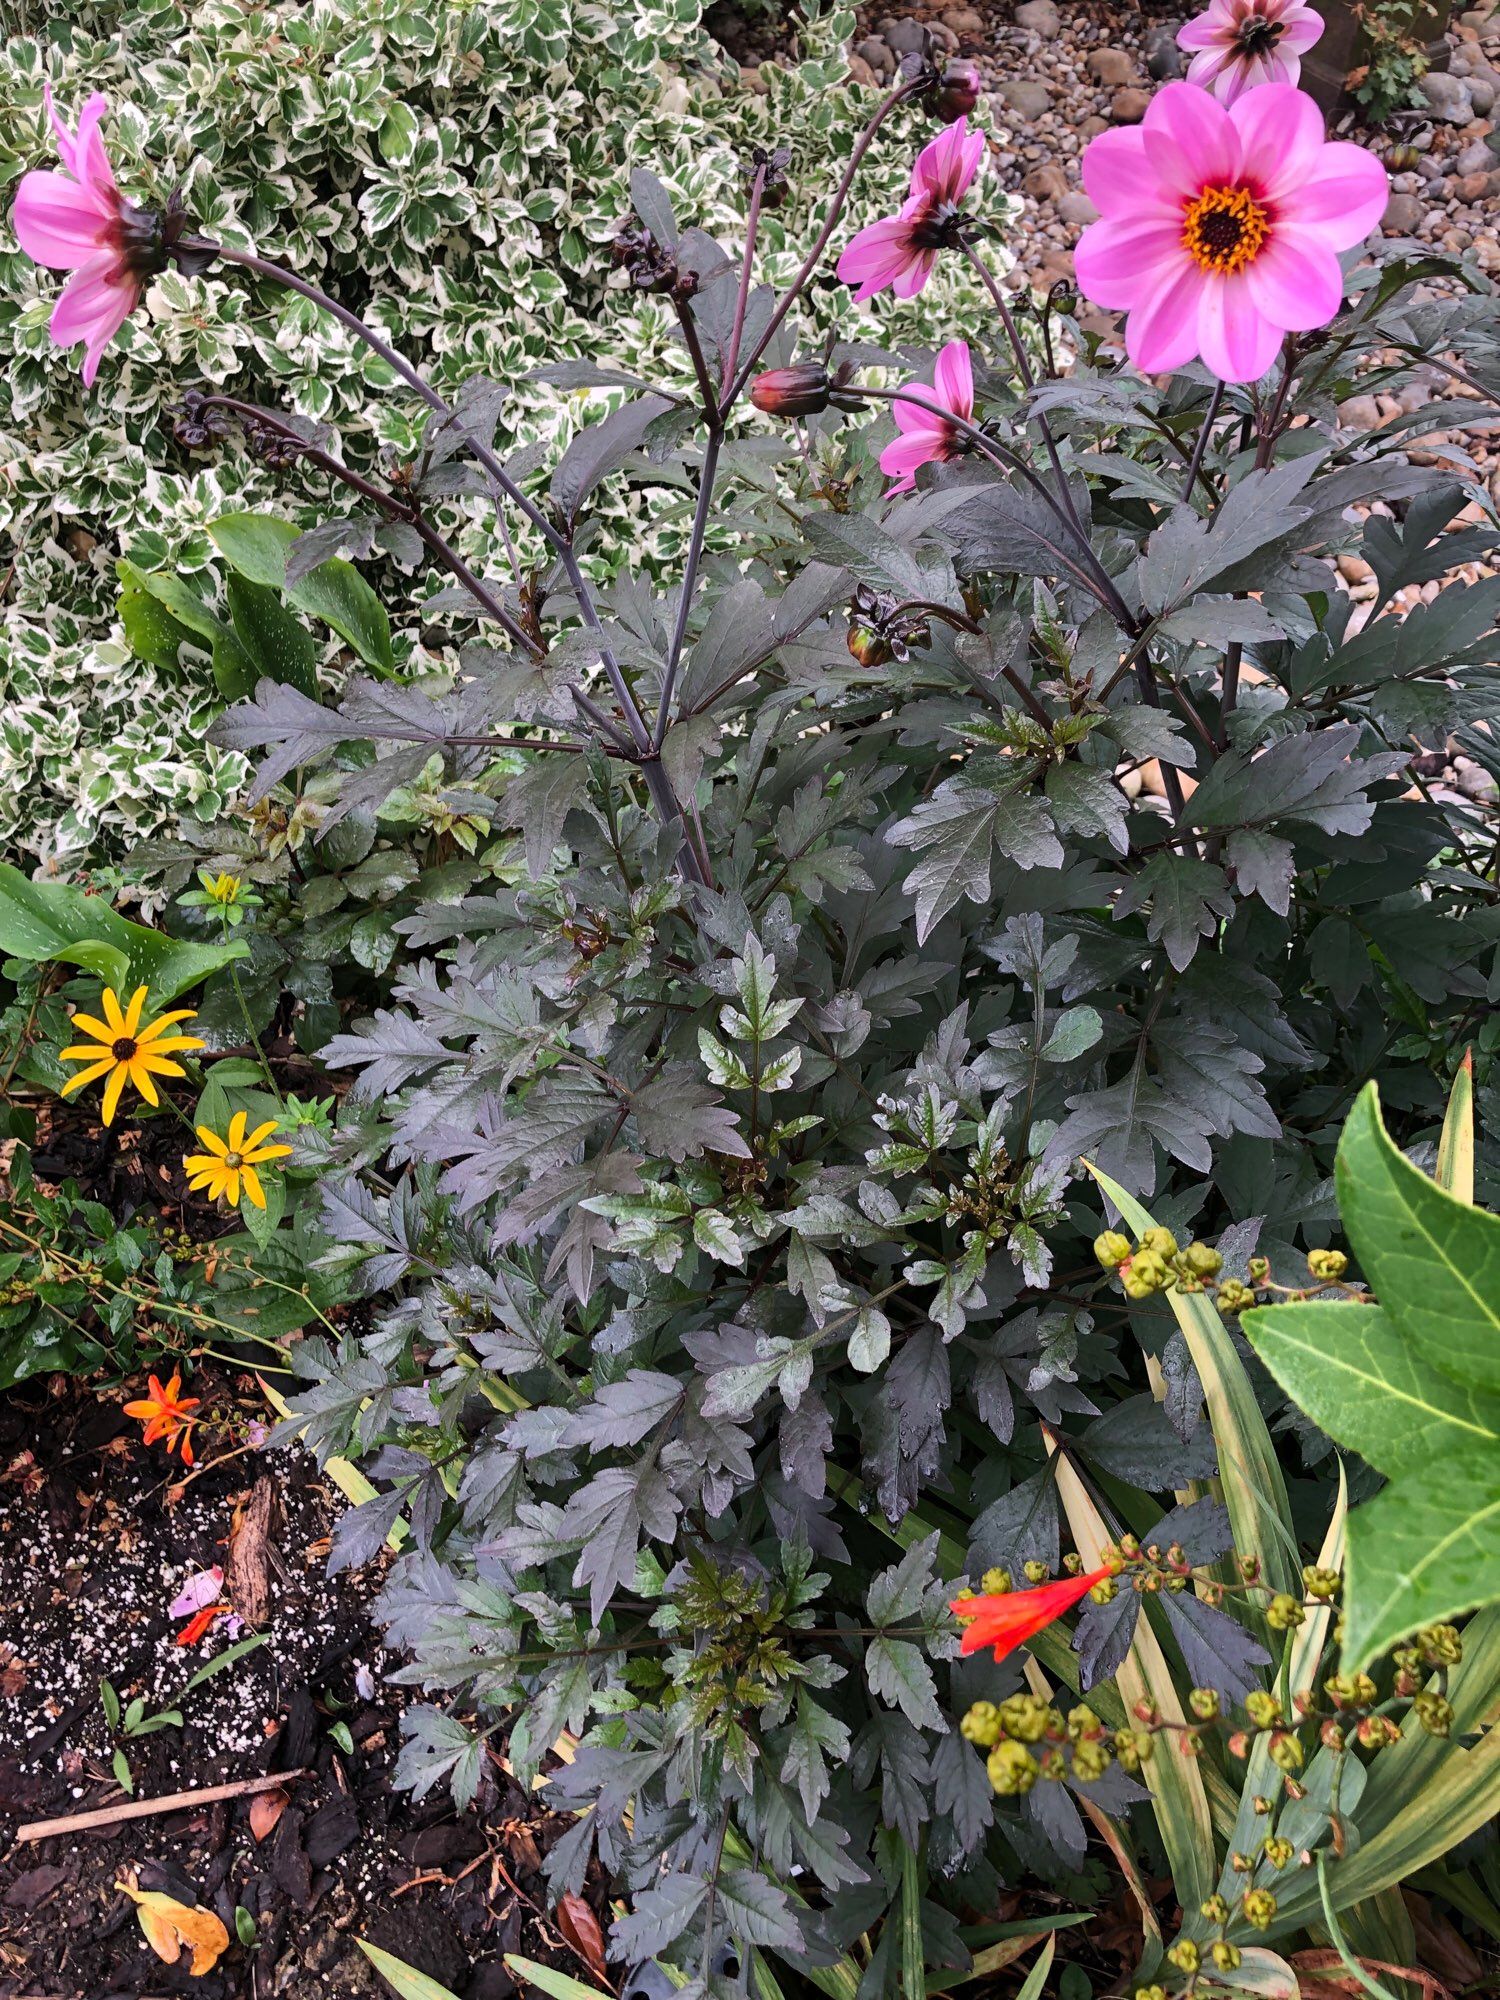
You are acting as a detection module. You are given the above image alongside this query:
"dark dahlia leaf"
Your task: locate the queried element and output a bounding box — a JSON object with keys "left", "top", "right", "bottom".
{"left": 968, "top": 1469, "right": 1059, "bottom": 1581}
{"left": 395, "top": 1706, "right": 485, "bottom": 1812}
{"left": 1149, "top": 1497, "right": 1234, "bottom": 1565}
{"left": 629, "top": 1064, "right": 750, "bottom": 1161}
{"left": 1114, "top": 854, "right": 1235, "bottom": 973}
{"left": 1159, "top": 1590, "right": 1272, "bottom": 1703}
{"left": 1078, "top": 1394, "right": 1219, "bottom": 1488}
{"left": 1074, "top": 1587, "right": 1140, "bottom": 1689}
{"left": 628, "top": 165, "right": 680, "bottom": 246}
{"left": 609, "top": 1874, "right": 709, "bottom": 1962}
{"left": 550, "top": 395, "right": 676, "bottom": 528}
{"left": 561, "top": 1370, "right": 684, "bottom": 1450}
{"left": 1187, "top": 725, "right": 1404, "bottom": 839}
{"left": 714, "top": 1868, "right": 803, "bottom": 1951}
{"left": 1138, "top": 456, "right": 1318, "bottom": 615}
{"left": 928, "top": 1729, "right": 994, "bottom": 1861}
{"left": 1020, "top": 1772, "right": 1088, "bottom": 1867}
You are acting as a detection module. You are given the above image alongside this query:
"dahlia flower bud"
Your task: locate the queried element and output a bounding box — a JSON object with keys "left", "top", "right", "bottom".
{"left": 930, "top": 60, "right": 982, "bottom": 122}
{"left": 750, "top": 362, "right": 834, "bottom": 418}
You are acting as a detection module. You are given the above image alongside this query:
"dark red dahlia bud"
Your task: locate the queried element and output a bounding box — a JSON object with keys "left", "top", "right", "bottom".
{"left": 930, "top": 60, "right": 982, "bottom": 122}
{"left": 847, "top": 621, "right": 894, "bottom": 669}
{"left": 744, "top": 143, "right": 793, "bottom": 211}
{"left": 751, "top": 363, "right": 833, "bottom": 418}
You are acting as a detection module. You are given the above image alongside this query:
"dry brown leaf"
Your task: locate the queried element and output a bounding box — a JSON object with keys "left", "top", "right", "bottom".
{"left": 226, "top": 1474, "right": 277, "bottom": 1628}
{"left": 115, "top": 1875, "right": 230, "bottom": 1975}
{"left": 248, "top": 1787, "right": 288, "bottom": 1842}
{"left": 556, "top": 1890, "right": 608, "bottom": 1981}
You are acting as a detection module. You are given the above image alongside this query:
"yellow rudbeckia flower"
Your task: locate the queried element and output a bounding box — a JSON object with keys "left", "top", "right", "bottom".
{"left": 58, "top": 985, "right": 206, "bottom": 1125}
{"left": 183, "top": 1110, "right": 293, "bottom": 1211}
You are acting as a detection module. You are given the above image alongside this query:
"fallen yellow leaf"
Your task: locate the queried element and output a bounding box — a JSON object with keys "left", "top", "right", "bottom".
{"left": 115, "top": 1876, "right": 230, "bottom": 1975}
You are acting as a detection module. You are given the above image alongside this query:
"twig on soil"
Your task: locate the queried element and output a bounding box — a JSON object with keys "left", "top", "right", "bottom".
{"left": 16, "top": 1767, "right": 311, "bottom": 1844}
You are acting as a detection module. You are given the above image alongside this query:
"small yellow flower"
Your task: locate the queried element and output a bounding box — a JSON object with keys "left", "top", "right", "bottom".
{"left": 183, "top": 1110, "right": 293, "bottom": 1211}
{"left": 58, "top": 985, "right": 205, "bottom": 1125}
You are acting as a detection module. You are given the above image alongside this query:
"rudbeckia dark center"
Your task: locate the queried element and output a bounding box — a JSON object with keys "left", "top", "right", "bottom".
{"left": 224, "top": 1151, "right": 243, "bottom": 1168}
{"left": 1236, "top": 15, "right": 1285, "bottom": 56}
{"left": 111, "top": 1036, "right": 138, "bottom": 1060}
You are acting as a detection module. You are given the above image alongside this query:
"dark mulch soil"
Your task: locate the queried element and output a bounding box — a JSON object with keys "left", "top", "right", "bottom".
{"left": 0, "top": 1379, "right": 614, "bottom": 2000}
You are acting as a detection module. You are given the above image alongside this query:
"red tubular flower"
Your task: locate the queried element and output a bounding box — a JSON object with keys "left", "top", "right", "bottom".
{"left": 123, "top": 1369, "right": 201, "bottom": 1465}
{"left": 951, "top": 1566, "right": 1112, "bottom": 1661}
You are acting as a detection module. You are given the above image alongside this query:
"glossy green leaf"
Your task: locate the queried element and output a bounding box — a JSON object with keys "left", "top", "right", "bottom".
{"left": 1337, "top": 1082, "right": 1499, "bottom": 1394}
{"left": 210, "top": 513, "right": 394, "bottom": 675}
{"left": 0, "top": 863, "right": 247, "bottom": 1003}
{"left": 227, "top": 573, "right": 320, "bottom": 697}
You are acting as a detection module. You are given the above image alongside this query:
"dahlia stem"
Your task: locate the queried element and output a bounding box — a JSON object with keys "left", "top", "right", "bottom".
{"left": 719, "top": 162, "right": 769, "bottom": 412}
{"left": 721, "top": 74, "right": 925, "bottom": 410}
{"left": 961, "top": 238, "right": 1098, "bottom": 571}
{"left": 186, "top": 236, "right": 711, "bottom": 885}
{"left": 1179, "top": 381, "right": 1225, "bottom": 505}
{"left": 655, "top": 428, "right": 721, "bottom": 754}
{"left": 856, "top": 384, "right": 1138, "bottom": 631}
{"left": 198, "top": 392, "right": 545, "bottom": 662}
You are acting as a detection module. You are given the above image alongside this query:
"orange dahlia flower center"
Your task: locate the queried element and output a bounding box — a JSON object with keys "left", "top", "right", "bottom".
{"left": 1183, "top": 184, "right": 1271, "bottom": 276}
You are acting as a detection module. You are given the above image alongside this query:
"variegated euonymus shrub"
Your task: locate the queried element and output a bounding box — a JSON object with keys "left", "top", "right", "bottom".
{"left": 24, "top": 28, "right": 1500, "bottom": 1995}
{"left": 0, "top": 0, "right": 1013, "bottom": 865}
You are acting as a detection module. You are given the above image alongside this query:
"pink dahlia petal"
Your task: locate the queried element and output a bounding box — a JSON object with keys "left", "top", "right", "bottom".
{"left": 932, "top": 337, "right": 974, "bottom": 417}
{"left": 838, "top": 215, "right": 920, "bottom": 300}
{"left": 913, "top": 115, "right": 984, "bottom": 206}
{"left": 1197, "top": 271, "right": 1283, "bottom": 383}
{"left": 1280, "top": 11, "right": 1325, "bottom": 50}
{"left": 79, "top": 281, "right": 137, "bottom": 387}
{"left": 1233, "top": 83, "right": 1326, "bottom": 198}
{"left": 1080, "top": 126, "right": 1180, "bottom": 220}
{"left": 1177, "top": 12, "right": 1225, "bottom": 49}
{"left": 1186, "top": 43, "right": 1240, "bottom": 89}
{"left": 891, "top": 248, "right": 939, "bottom": 298}
{"left": 881, "top": 432, "right": 944, "bottom": 493}
{"left": 1285, "top": 141, "right": 1390, "bottom": 246}
{"left": 1143, "top": 82, "right": 1241, "bottom": 195}
{"left": 1242, "top": 230, "right": 1343, "bottom": 329}
{"left": 12, "top": 169, "right": 113, "bottom": 266}
{"left": 1127, "top": 262, "right": 1209, "bottom": 373}
{"left": 893, "top": 391, "right": 946, "bottom": 436}
{"left": 1073, "top": 215, "right": 1185, "bottom": 305}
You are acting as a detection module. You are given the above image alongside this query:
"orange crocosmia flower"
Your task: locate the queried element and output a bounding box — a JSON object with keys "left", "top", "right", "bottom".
{"left": 123, "top": 1370, "right": 201, "bottom": 1465}
{"left": 174, "top": 1603, "right": 225, "bottom": 1647}
{"left": 951, "top": 1567, "right": 1112, "bottom": 1662}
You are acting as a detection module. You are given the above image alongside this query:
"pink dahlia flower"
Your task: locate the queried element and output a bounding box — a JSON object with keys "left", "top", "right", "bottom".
{"left": 880, "top": 339, "right": 975, "bottom": 494}
{"left": 1177, "top": 0, "right": 1325, "bottom": 104}
{"left": 12, "top": 86, "right": 156, "bottom": 386}
{"left": 837, "top": 116, "right": 986, "bottom": 302}
{"left": 1074, "top": 83, "right": 1387, "bottom": 385}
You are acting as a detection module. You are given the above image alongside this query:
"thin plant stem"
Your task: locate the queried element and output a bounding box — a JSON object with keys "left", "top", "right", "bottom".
{"left": 230, "top": 963, "right": 284, "bottom": 1110}
{"left": 1180, "top": 380, "right": 1225, "bottom": 504}
{"left": 722, "top": 74, "right": 925, "bottom": 408}
{"left": 198, "top": 392, "right": 546, "bottom": 662}
{"left": 655, "top": 429, "right": 721, "bottom": 752}
{"left": 961, "top": 237, "right": 1099, "bottom": 568}
{"left": 855, "top": 384, "right": 1138, "bottom": 629}
{"left": 186, "top": 237, "right": 710, "bottom": 883}
{"left": 719, "top": 163, "right": 768, "bottom": 406}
